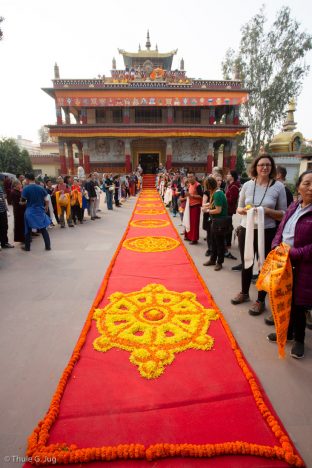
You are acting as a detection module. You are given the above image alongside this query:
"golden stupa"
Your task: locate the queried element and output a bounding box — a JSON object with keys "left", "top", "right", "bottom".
{"left": 269, "top": 99, "right": 304, "bottom": 154}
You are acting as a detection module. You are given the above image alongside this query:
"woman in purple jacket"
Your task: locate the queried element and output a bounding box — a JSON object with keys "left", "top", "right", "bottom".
{"left": 268, "top": 170, "right": 312, "bottom": 359}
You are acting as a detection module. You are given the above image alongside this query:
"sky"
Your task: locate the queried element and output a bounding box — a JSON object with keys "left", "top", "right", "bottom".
{"left": 0, "top": 0, "right": 311, "bottom": 145}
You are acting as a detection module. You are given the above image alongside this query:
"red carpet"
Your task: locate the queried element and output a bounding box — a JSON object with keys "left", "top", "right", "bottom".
{"left": 24, "top": 183, "right": 304, "bottom": 467}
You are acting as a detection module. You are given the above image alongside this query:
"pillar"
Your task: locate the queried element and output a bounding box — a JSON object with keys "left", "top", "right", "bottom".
{"left": 209, "top": 107, "right": 215, "bottom": 125}
{"left": 123, "top": 107, "right": 130, "bottom": 124}
{"left": 77, "top": 143, "right": 83, "bottom": 167}
{"left": 167, "top": 107, "right": 173, "bottom": 124}
{"left": 81, "top": 108, "right": 87, "bottom": 124}
{"left": 59, "top": 141, "right": 67, "bottom": 175}
{"left": 125, "top": 140, "right": 132, "bottom": 172}
{"left": 230, "top": 141, "right": 237, "bottom": 170}
{"left": 206, "top": 140, "right": 214, "bottom": 174}
{"left": 64, "top": 107, "right": 70, "bottom": 124}
{"left": 56, "top": 105, "right": 62, "bottom": 125}
{"left": 67, "top": 142, "right": 75, "bottom": 175}
{"left": 233, "top": 107, "right": 239, "bottom": 125}
{"left": 166, "top": 139, "right": 172, "bottom": 170}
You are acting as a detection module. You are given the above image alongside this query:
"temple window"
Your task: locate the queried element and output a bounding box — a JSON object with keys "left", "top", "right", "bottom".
{"left": 182, "top": 108, "right": 201, "bottom": 124}
{"left": 96, "top": 108, "right": 106, "bottom": 123}
{"left": 135, "top": 107, "right": 162, "bottom": 123}
{"left": 112, "top": 108, "right": 123, "bottom": 123}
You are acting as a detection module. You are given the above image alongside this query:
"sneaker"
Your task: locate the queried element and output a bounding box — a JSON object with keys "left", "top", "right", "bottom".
{"left": 267, "top": 333, "right": 294, "bottom": 343}
{"left": 203, "top": 260, "right": 216, "bottom": 266}
{"left": 248, "top": 301, "right": 266, "bottom": 316}
{"left": 265, "top": 314, "right": 275, "bottom": 326}
{"left": 232, "top": 263, "right": 242, "bottom": 271}
{"left": 290, "top": 341, "right": 305, "bottom": 359}
{"left": 231, "top": 292, "right": 250, "bottom": 305}
{"left": 214, "top": 263, "right": 222, "bottom": 271}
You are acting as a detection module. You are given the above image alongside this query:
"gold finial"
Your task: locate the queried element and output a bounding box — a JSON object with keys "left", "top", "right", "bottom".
{"left": 112, "top": 57, "right": 116, "bottom": 70}
{"left": 180, "top": 57, "right": 184, "bottom": 70}
{"left": 146, "top": 30, "right": 151, "bottom": 50}
{"left": 138, "top": 43, "right": 141, "bottom": 51}
{"left": 283, "top": 99, "right": 297, "bottom": 132}
{"left": 155, "top": 43, "right": 158, "bottom": 52}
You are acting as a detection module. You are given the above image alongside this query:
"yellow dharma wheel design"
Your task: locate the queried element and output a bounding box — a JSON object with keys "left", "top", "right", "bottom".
{"left": 123, "top": 236, "right": 179, "bottom": 252}
{"left": 135, "top": 208, "right": 166, "bottom": 215}
{"left": 93, "top": 284, "right": 218, "bottom": 379}
{"left": 130, "top": 219, "right": 170, "bottom": 228}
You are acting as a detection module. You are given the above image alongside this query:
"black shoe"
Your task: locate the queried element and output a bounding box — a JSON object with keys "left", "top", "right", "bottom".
{"left": 2, "top": 243, "right": 14, "bottom": 248}
{"left": 21, "top": 246, "right": 30, "bottom": 251}
{"left": 190, "top": 241, "right": 198, "bottom": 245}
{"left": 290, "top": 341, "right": 304, "bottom": 359}
{"left": 232, "top": 263, "right": 242, "bottom": 271}
{"left": 265, "top": 314, "right": 275, "bottom": 326}
{"left": 45, "top": 247, "right": 51, "bottom": 251}
{"left": 224, "top": 252, "right": 237, "bottom": 260}
{"left": 95, "top": 216, "right": 101, "bottom": 219}
{"left": 267, "top": 333, "right": 294, "bottom": 343}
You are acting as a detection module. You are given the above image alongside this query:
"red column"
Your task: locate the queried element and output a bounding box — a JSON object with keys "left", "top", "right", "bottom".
{"left": 125, "top": 154, "right": 132, "bottom": 172}
{"left": 166, "top": 154, "right": 172, "bottom": 170}
{"left": 56, "top": 106, "right": 62, "bottom": 125}
{"left": 167, "top": 107, "right": 173, "bottom": 124}
{"left": 67, "top": 143, "right": 75, "bottom": 175}
{"left": 230, "top": 155, "right": 236, "bottom": 170}
{"left": 59, "top": 142, "right": 67, "bottom": 174}
{"left": 84, "top": 154, "right": 90, "bottom": 174}
{"left": 78, "top": 151, "right": 83, "bottom": 167}
{"left": 206, "top": 154, "right": 213, "bottom": 174}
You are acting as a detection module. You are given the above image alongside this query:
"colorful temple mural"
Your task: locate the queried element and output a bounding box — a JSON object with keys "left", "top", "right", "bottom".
{"left": 43, "top": 32, "right": 249, "bottom": 174}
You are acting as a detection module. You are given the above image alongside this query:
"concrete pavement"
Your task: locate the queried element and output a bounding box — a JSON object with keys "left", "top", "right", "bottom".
{"left": 0, "top": 195, "right": 311, "bottom": 467}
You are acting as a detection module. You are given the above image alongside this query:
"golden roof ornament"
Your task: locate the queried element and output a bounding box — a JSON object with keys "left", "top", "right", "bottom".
{"left": 54, "top": 62, "right": 60, "bottom": 79}
{"left": 146, "top": 30, "right": 151, "bottom": 50}
{"left": 283, "top": 98, "right": 297, "bottom": 132}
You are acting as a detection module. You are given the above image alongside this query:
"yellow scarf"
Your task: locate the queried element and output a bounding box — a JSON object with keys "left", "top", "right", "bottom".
{"left": 256, "top": 242, "right": 293, "bottom": 358}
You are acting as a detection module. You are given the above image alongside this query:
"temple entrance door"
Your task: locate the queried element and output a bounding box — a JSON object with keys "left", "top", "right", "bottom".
{"left": 138, "top": 153, "right": 160, "bottom": 174}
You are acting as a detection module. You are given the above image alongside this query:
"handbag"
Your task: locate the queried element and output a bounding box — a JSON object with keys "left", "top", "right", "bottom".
{"left": 211, "top": 216, "right": 231, "bottom": 235}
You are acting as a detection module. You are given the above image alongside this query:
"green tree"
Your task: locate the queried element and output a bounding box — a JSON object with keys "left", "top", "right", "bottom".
{"left": 0, "top": 138, "right": 33, "bottom": 174}
{"left": 236, "top": 144, "right": 246, "bottom": 174}
{"left": 222, "top": 6, "right": 312, "bottom": 157}
{"left": 0, "top": 16, "right": 4, "bottom": 41}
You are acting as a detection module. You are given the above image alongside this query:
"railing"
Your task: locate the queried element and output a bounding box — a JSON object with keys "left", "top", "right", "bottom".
{"left": 52, "top": 78, "right": 244, "bottom": 90}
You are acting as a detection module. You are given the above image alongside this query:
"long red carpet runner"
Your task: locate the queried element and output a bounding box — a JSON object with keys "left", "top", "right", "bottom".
{"left": 24, "top": 181, "right": 304, "bottom": 467}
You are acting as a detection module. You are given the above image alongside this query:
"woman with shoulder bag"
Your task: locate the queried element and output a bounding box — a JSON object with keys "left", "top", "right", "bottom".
{"left": 203, "top": 176, "right": 228, "bottom": 271}
{"left": 231, "top": 154, "right": 287, "bottom": 315}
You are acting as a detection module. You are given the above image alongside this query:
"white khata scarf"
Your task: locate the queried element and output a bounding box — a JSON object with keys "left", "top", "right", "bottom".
{"left": 182, "top": 197, "right": 191, "bottom": 233}
{"left": 244, "top": 207, "right": 265, "bottom": 270}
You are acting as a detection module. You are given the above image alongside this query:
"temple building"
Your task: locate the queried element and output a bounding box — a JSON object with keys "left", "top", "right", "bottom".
{"left": 43, "top": 33, "right": 249, "bottom": 175}
{"left": 269, "top": 99, "right": 312, "bottom": 182}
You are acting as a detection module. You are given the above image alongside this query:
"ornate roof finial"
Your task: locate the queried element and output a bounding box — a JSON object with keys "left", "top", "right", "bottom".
{"left": 138, "top": 43, "right": 141, "bottom": 51}
{"left": 112, "top": 57, "right": 116, "bottom": 69}
{"left": 156, "top": 43, "right": 158, "bottom": 52}
{"left": 180, "top": 57, "right": 184, "bottom": 70}
{"left": 283, "top": 98, "right": 297, "bottom": 132}
{"left": 54, "top": 62, "right": 60, "bottom": 79}
{"left": 146, "top": 30, "right": 151, "bottom": 50}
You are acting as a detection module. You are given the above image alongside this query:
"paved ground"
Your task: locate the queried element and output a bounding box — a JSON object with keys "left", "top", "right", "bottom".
{"left": 0, "top": 194, "right": 311, "bottom": 467}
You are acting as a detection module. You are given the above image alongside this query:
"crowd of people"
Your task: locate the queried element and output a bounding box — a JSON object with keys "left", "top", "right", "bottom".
{"left": 1, "top": 159, "right": 311, "bottom": 359}
{"left": 0, "top": 169, "right": 143, "bottom": 252}
{"left": 156, "top": 160, "right": 312, "bottom": 360}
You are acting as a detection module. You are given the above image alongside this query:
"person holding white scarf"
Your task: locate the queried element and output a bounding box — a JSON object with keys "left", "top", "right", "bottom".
{"left": 231, "top": 154, "right": 287, "bottom": 315}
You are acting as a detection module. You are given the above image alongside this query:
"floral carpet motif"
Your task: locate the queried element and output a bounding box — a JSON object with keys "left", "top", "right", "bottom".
{"left": 123, "top": 236, "right": 179, "bottom": 252}
{"left": 93, "top": 284, "right": 218, "bottom": 379}
{"left": 135, "top": 208, "right": 166, "bottom": 215}
{"left": 130, "top": 219, "right": 170, "bottom": 228}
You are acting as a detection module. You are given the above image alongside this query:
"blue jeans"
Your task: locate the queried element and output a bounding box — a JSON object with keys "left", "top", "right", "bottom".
{"left": 25, "top": 228, "right": 51, "bottom": 250}
{"left": 106, "top": 189, "right": 113, "bottom": 210}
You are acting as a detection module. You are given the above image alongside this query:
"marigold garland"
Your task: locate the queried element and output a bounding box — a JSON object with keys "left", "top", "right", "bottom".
{"left": 25, "top": 188, "right": 305, "bottom": 466}
{"left": 130, "top": 219, "right": 170, "bottom": 228}
{"left": 93, "top": 283, "right": 218, "bottom": 379}
{"left": 123, "top": 236, "right": 180, "bottom": 252}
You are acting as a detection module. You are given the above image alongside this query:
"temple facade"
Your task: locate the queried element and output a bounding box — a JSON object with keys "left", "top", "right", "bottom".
{"left": 43, "top": 33, "right": 249, "bottom": 175}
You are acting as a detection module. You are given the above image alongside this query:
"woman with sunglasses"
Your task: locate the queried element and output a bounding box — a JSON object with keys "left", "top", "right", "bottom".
{"left": 231, "top": 154, "right": 287, "bottom": 315}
